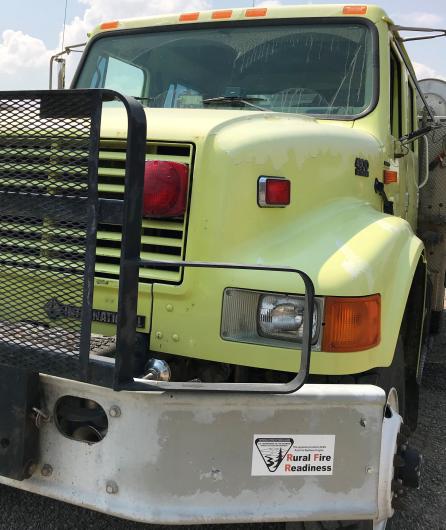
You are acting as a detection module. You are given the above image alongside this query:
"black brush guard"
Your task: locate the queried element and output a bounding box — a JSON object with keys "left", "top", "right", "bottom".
{"left": 0, "top": 89, "right": 315, "bottom": 395}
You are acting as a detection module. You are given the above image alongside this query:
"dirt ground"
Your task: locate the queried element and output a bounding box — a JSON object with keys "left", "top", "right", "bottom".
{"left": 0, "top": 323, "right": 445, "bottom": 530}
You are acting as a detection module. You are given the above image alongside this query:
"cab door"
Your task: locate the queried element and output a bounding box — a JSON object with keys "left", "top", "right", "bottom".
{"left": 386, "top": 44, "right": 406, "bottom": 219}
{"left": 387, "top": 42, "right": 418, "bottom": 228}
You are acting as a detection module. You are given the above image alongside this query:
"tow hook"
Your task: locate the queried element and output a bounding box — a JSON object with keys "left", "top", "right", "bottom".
{"left": 391, "top": 425, "right": 423, "bottom": 510}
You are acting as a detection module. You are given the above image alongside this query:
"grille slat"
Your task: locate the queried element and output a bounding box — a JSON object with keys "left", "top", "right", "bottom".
{"left": 98, "top": 183, "right": 125, "bottom": 194}
{"left": 96, "top": 246, "right": 182, "bottom": 261}
{"left": 94, "top": 262, "right": 180, "bottom": 282}
{"left": 98, "top": 167, "right": 126, "bottom": 178}
{"left": 97, "top": 230, "right": 183, "bottom": 248}
{"left": 0, "top": 251, "right": 86, "bottom": 270}
{"left": 142, "top": 218, "right": 184, "bottom": 231}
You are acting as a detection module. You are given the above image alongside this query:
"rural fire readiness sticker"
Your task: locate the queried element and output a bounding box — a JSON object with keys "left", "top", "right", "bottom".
{"left": 251, "top": 434, "right": 335, "bottom": 476}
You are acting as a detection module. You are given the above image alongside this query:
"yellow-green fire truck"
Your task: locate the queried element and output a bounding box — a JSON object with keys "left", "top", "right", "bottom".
{"left": 1, "top": 4, "right": 445, "bottom": 529}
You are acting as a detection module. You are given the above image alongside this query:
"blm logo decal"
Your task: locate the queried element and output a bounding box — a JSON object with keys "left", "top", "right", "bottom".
{"left": 255, "top": 437, "right": 294, "bottom": 472}
{"left": 252, "top": 434, "right": 336, "bottom": 476}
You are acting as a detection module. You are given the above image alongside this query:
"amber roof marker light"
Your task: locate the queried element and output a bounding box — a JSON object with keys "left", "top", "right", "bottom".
{"left": 212, "top": 10, "right": 233, "bottom": 19}
{"left": 100, "top": 21, "right": 119, "bottom": 30}
{"left": 179, "top": 12, "right": 200, "bottom": 22}
{"left": 343, "top": 6, "right": 368, "bottom": 15}
{"left": 245, "top": 8, "right": 268, "bottom": 17}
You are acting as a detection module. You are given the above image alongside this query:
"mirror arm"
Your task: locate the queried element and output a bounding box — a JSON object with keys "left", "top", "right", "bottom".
{"left": 399, "top": 125, "right": 434, "bottom": 145}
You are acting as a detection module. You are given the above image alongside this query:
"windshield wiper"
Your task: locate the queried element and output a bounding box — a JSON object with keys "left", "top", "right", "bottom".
{"left": 202, "top": 96, "right": 267, "bottom": 111}
{"left": 132, "top": 96, "right": 153, "bottom": 104}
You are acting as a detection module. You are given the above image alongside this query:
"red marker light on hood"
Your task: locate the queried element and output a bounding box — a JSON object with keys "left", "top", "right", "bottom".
{"left": 258, "top": 177, "right": 291, "bottom": 207}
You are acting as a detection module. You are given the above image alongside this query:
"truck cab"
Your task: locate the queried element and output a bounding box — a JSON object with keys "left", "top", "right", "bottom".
{"left": 67, "top": 4, "right": 427, "bottom": 385}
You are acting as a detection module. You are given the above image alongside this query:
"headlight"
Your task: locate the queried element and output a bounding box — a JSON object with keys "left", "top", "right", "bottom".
{"left": 221, "top": 289, "right": 323, "bottom": 350}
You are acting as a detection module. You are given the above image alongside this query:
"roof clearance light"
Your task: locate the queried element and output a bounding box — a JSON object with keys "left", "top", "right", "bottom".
{"left": 343, "top": 5, "right": 368, "bottom": 15}
{"left": 100, "top": 21, "right": 119, "bottom": 30}
{"left": 212, "top": 10, "right": 233, "bottom": 19}
{"left": 322, "top": 295, "right": 381, "bottom": 353}
{"left": 383, "top": 170, "right": 398, "bottom": 184}
{"left": 245, "top": 8, "right": 268, "bottom": 17}
{"left": 258, "top": 177, "right": 291, "bottom": 207}
{"left": 179, "top": 12, "right": 200, "bottom": 22}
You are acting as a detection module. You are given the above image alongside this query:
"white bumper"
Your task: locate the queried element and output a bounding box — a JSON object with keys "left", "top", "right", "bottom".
{"left": 0, "top": 376, "right": 391, "bottom": 525}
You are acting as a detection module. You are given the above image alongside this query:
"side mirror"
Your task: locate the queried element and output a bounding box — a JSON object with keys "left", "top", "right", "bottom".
{"left": 418, "top": 135, "right": 430, "bottom": 189}
{"left": 49, "top": 43, "right": 86, "bottom": 90}
{"left": 49, "top": 54, "right": 66, "bottom": 90}
{"left": 56, "top": 58, "right": 66, "bottom": 90}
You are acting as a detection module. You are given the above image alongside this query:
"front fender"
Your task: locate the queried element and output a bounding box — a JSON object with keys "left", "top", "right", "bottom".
{"left": 151, "top": 199, "right": 424, "bottom": 375}
{"left": 300, "top": 199, "right": 424, "bottom": 374}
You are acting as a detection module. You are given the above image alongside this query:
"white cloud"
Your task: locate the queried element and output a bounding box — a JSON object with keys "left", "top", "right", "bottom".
{"left": 64, "top": 0, "right": 211, "bottom": 46}
{"left": 256, "top": 1, "right": 284, "bottom": 6}
{"left": 0, "top": 0, "right": 210, "bottom": 89}
{"left": 397, "top": 12, "right": 444, "bottom": 28}
{"left": 412, "top": 61, "right": 446, "bottom": 81}
{"left": 413, "top": 61, "right": 436, "bottom": 80}
{"left": 0, "top": 30, "right": 53, "bottom": 88}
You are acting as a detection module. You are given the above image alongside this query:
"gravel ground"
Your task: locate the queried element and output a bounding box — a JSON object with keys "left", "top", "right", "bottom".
{"left": 0, "top": 329, "right": 445, "bottom": 530}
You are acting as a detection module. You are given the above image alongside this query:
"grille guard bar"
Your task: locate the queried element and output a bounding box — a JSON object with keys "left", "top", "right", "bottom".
{"left": 0, "top": 89, "right": 146, "bottom": 383}
{"left": 115, "top": 260, "right": 315, "bottom": 394}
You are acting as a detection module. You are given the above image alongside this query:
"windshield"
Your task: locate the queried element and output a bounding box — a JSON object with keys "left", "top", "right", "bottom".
{"left": 75, "top": 22, "right": 375, "bottom": 117}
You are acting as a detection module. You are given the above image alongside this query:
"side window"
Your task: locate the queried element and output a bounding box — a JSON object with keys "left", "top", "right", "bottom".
{"left": 408, "top": 81, "right": 416, "bottom": 151}
{"left": 104, "top": 57, "right": 145, "bottom": 97}
{"left": 91, "top": 56, "right": 107, "bottom": 88}
{"left": 390, "top": 49, "right": 402, "bottom": 139}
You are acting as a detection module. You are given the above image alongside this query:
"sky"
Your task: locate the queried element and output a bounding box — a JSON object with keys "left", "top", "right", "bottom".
{"left": 0, "top": 0, "right": 445, "bottom": 90}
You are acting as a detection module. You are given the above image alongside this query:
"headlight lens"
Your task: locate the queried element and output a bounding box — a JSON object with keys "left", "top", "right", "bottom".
{"left": 221, "top": 289, "right": 322, "bottom": 350}
{"left": 259, "top": 295, "right": 309, "bottom": 341}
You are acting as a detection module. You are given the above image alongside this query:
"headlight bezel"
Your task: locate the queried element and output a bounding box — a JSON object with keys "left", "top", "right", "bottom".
{"left": 220, "top": 288, "right": 324, "bottom": 351}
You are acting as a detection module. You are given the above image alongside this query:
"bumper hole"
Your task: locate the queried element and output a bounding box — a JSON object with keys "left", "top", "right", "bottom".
{"left": 54, "top": 396, "right": 108, "bottom": 444}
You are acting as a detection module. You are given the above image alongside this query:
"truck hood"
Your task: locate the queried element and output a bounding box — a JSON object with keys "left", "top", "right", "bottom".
{"left": 100, "top": 108, "right": 384, "bottom": 275}
{"left": 100, "top": 107, "right": 353, "bottom": 143}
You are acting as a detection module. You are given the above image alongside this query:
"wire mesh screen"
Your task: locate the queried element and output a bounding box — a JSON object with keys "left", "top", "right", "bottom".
{"left": 0, "top": 91, "right": 101, "bottom": 379}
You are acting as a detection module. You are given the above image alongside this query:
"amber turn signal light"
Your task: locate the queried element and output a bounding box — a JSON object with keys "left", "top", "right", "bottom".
{"left": 384, "top": 170, "right": 398, "bottom": 184}
{"left": 322, "top": 294, "right": 381, "bottom": 352}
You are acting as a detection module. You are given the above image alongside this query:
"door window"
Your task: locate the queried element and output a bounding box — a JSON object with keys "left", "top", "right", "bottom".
{"left": 390, "top": 49, "right": 402, "bottom": 139}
